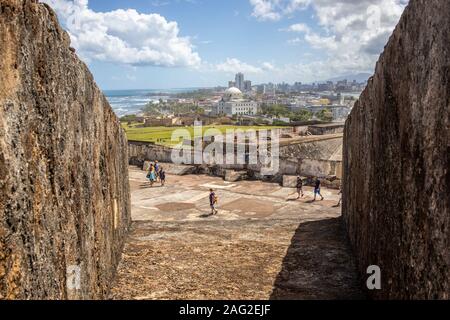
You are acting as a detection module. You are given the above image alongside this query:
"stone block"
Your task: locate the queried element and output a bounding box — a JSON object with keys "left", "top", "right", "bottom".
{"left": 225, "top": 170, "right": 247, "bottom": 182}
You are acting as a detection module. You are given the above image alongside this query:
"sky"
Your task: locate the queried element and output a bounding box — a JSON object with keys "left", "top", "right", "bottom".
{"left": 42, "top": 0, "right": 409, "bottom": 90}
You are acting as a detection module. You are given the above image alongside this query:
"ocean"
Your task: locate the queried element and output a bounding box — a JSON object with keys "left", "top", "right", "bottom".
{"left": 103, "top": 88, "right": 200, "bottom": 117}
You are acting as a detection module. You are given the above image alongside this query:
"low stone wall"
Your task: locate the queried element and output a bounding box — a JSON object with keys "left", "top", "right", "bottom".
{"left": 128, "top": 141, "right": 174, "bottom": 166}
{"left": 129, "top": 135, "right": 343, "bottom": 185}
{"left": 299, "top": 159, "right": 342, "bottom": 179}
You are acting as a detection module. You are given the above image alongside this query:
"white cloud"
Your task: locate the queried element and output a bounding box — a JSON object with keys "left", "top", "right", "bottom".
{"left": 287, "top": 37, "right": 303, "bottom": 45}
{"left": 249, "top": 0, "right": 282, "bottom": 21}
{"left": 262, "top": 62, "right": 277, "bottom": 71}
{"left": 269, "top": 0, "right": 408, "bottom": 78}
{"left": 283, "top": 23, "right": 310, "bottom": 33}
{"left": 42, "top": 0, "right": 201, "bottom": 67}
{"left": 215, "top": 58, "right": 263, "bottom": 74}
{"left": 203, "top": 59, "right": 278, "bottom": 76}
{"left": 250, "top": 0, "right": 310, "bottom": 21}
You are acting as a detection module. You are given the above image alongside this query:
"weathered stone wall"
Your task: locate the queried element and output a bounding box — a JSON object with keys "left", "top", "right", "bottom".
{"left": 343, "top": 0, "right": 449, "bottom": 299}
{"left": 129, "top": 136, "right": 343, "bottom": 180}
{"left": 128, "top": 141, "right": 174, "bottom": 166}
{"left": 0, "top": 0, "right": 131, "bottom": 299}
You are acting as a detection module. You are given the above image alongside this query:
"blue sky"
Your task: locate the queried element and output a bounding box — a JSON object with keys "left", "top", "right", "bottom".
{"left": 43, "top": 0, "right": 408, "bottom": 90}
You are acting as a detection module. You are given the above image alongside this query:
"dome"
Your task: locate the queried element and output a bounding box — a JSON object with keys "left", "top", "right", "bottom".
{"left": 225, "top": 87, "right": 242, "bottom": 95}
{"left": 223, "top": 87, "right": 243, "bottom": 101}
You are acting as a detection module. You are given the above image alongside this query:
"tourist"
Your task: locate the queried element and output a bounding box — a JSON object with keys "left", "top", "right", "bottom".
{"left": 155, "top": 160, "right": 160, "bottom": 181}
{"left": 159, "top": 167, "right": 166, "bottom": 186}
{"left": 209, "top": 189, "right": 218, "bottom": 215}
{"left": 296, "top": 176, "right": 304, "bottom": 199}
{"left": 313, "top": 177, "right": 324, "bottom": 201}
{"left": 148, "top": 164, "right": 157, "bottom": 187}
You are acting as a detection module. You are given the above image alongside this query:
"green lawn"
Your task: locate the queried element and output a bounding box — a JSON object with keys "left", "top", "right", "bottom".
{"left": 122, "top": 123, "right": 288, "bottom": 146}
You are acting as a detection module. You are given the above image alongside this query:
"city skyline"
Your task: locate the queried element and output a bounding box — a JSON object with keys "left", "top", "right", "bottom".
{"left": 43, "top": 0, "right": 408, "bottom": 90}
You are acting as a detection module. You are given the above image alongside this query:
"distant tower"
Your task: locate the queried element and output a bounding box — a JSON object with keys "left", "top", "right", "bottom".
{"left": 228, "top": 81, "right": 236, "bottom": 88}
{"left": 235, "top": 73, "right": 244, "bottom": 91}
{"left": 337, "top": 93, "right": 345, "bottom": 105}
{"left": 244, "top": 80, "right": 252, "bottom": 92}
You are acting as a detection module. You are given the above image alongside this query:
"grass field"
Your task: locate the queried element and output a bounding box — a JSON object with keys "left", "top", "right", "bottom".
{"left": 122, "top": 123, "right": 287, "bottom": 146}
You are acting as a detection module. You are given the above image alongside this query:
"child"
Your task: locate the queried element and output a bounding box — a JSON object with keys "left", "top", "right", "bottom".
{"left": 159, "top": 167, "right": 166, "bottom": 186}
{"left": 209, "top": 189, "right": 218, "bottom": 215}
{"left": 296, "top": 176, "right": 304, "bottom": 199}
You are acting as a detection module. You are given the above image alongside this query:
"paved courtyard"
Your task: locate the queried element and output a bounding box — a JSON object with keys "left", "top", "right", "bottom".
{"left": 110, "top": 166, "right": 364, "bottom": 300}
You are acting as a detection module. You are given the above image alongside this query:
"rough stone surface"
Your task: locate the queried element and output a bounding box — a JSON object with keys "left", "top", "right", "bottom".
{"left": 282, "top": 175, "right": 298, "bottom": 188}
{"left": 224, "top": 170, "right": 247, "bottom": 182}
{"left": 0, "top": 0, "right": 131, "bottom": 299}
{"left": 343, "top": 0, "right": 449, "bottom": 299}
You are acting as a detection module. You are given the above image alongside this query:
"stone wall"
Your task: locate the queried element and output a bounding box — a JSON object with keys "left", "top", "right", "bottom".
{"left": 0, "top": 0, "right": 131, "bottom": 299}
{"left": 343, "top": 0, "right": 449, "bottom": 299}
{"left": 280, "top": 136, "right": 342, "bottom": 178}
{"left": 128, "top": 141, "right": 174, "bottom": 166}
{"left": 130, "top": 135, "right": 343, "bottom": 180}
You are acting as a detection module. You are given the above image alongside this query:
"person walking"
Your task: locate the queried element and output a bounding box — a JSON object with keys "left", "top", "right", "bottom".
{"left": 154, "top": 160, "right": 160, "bottom": 181}
{"left": 296, "top": 176, "right": 304, "bottom": 199}
{"left": 209, "top": 189, "right": 218, "bottom": 215}
{"left": 159, "top": 167, "right": 166, "bottom": 186}
{"left": 313, "top": 177, "right": 324, "bottom": 201}
{"left": 148, "top": 164, "right": 156, "bottom": 187}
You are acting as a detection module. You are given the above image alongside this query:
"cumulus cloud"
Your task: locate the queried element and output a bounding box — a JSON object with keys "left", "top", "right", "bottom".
{"left": 209, "top": 59, "right": 277, "bottom": 75}
{"left": 250, "top": 0, "right": 310, "bottom": 21}
{"left": 215, "top": 58, "right": 263, "bottom": 74}
{"left": 283, "top": 23, "right": 310, "bottom": 33}
{"left": 42, "top": 0, "right": 201, "bottom": 67}
{"left": 271, "top": 0, "right": 409, "bottom": 78}
{"left": 249, "top": 0, "right": 282, "bottom": 21}
{"left": 262, "top": 62, "right": 277, "bottom": 71}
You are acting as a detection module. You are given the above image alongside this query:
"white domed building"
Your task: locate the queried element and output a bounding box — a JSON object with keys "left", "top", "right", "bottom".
{"left": 214, "top": 87, "right": 258, "bottom": 117}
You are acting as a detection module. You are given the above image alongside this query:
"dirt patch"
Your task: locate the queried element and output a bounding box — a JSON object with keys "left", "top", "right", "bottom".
{"left": 156, "top": 202, "right": 196, "bottom": 212}
{"left": 221, "top": 198, "right": 275, "bottom": 218}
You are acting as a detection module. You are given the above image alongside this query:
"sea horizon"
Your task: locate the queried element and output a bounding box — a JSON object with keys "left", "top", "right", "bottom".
{"left": 103, "top": 87, "right": 205, "bottom": 117}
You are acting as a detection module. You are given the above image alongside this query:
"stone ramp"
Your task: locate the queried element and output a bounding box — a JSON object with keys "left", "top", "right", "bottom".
{"left": 110, "top": 169, "right": 364, "bottom": 300}
{"left": 110, "top": 217, "right": 363, "bottom": 300}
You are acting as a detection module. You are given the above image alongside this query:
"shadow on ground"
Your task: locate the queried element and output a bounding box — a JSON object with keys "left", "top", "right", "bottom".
{"left": 270, "top": 217, "right": 366, "bottom": 300}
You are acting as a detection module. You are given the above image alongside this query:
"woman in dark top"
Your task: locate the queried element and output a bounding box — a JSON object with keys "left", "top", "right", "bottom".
{"left": 159, "top": 167, "right": 166, "bottom": 186}
{"left": 313, "top": 178, "right": 324, "bottom": 201}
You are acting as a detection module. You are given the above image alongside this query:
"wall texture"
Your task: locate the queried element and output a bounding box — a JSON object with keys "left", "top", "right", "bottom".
{"left": 128, "top": 135, "right": 343, "bottom": 180}
{"left": 343, "top": 0, "right": 449, "bottom": 299}
{"left": 0, "top": 0, "right": 131, "bottom": 299}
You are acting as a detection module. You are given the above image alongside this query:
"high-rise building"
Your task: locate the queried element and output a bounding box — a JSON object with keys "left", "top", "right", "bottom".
{"left": 235, "top": 73, "right": 244, "bottom": 91}
{"left": 228, "top": 81, "right": 236, "bottom": 88}
{"left": 244, "top": 80, "right": 252, "bottom": 92}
